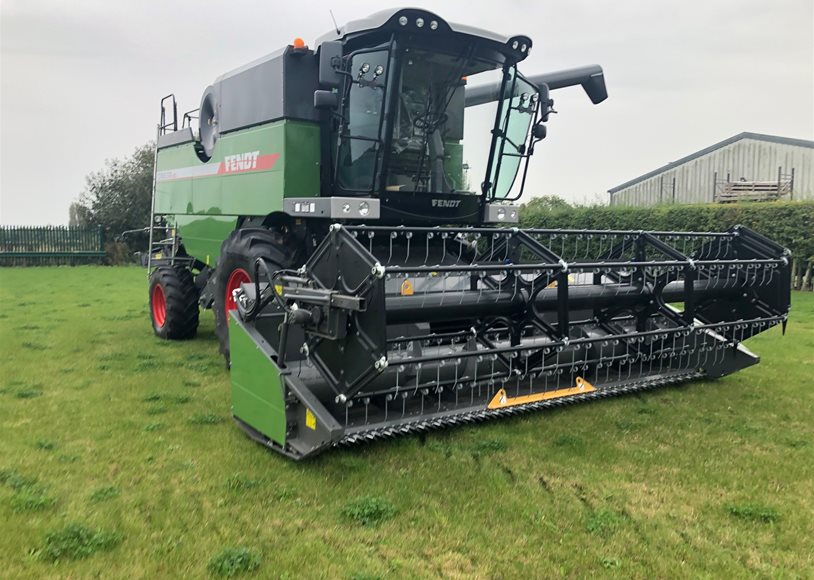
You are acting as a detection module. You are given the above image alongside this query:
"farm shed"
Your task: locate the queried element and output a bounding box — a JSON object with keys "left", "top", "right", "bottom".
{"left": 609, "top": 133, "right": 814, "bottom": 206}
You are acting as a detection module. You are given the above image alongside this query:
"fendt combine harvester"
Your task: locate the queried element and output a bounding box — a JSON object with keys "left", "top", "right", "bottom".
{"left": 148, "top": 9, "right": 791, "bottom": 459}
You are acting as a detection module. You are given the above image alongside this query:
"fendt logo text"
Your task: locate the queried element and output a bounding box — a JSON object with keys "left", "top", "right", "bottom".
{"left": 431, "top": 199, "right": 462, "bottom": 208}
{"left": 224, "top": 151, "right": 260, "bottom": 172}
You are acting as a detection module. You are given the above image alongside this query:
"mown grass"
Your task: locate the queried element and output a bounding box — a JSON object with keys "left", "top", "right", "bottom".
{"left": 1, "top": 266, "right": 813, "bottom": 577}
{"left": 207, "top": 546, "right": 262, "bottom": 577}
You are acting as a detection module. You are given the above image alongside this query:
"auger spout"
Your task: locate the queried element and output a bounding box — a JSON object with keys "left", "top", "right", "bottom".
{"left": 465, "top": 64, "right": 608, "bottom": 107}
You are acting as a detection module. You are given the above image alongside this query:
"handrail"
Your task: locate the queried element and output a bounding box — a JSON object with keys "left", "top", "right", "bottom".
{"left": 182, "top": 108, "right": 200, "bottom": 129}
{"left": 159, "top": 94, "right": 178, "bottom": 134}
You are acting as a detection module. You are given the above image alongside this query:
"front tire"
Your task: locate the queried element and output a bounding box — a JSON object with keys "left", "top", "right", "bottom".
{"left": 214, "top": 227, "right": 301, "bottom": 365}
{"left": 149, "top": 267, "right": 199, "bottom": 339}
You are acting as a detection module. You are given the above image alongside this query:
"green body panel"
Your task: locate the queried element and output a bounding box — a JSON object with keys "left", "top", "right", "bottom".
{"left": 172, "top": 215, "right": 237, "bottom": 266}
{"left": 155, "top": 120, "right": 320, "bottom": 263}
{"left": 229, "top": 315, "right": 287, "bottom": 446}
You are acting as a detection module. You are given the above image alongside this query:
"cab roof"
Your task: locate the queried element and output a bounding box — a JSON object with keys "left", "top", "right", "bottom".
{"left": 315, "top": 8, "right": 532, "bottom": 63}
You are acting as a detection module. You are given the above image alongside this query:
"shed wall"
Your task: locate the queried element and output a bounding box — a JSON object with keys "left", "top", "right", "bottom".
{"left": 611, "top": 139, "right": 814, "bottom": 206}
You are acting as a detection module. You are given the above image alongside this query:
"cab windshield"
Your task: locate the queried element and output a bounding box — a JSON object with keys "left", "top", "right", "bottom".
{"left": 335, "top": 39, "right": 538, "bottom": 199}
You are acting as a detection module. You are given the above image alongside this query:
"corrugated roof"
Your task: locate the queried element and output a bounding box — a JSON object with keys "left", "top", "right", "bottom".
{"left": 608, "top": 132, "right": 814, "bottom": 194}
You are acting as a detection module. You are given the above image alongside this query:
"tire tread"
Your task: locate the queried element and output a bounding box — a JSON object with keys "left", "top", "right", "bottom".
{"left": 149, "top": 267, "right": 199, "bottom": 340}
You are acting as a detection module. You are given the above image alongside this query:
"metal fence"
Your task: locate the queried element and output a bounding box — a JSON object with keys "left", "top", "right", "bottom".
{"left": 0, "top": 225, "right": 106, "bottom": 266}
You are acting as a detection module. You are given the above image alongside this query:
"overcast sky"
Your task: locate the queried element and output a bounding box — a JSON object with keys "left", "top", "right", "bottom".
{"left": 1, "top": 0, "right": 812, "bottom": 225}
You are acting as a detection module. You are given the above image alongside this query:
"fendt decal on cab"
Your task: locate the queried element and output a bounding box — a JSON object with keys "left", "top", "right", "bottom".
{"left": 431, "top": 199, "right": 462, "bottom": 208}
{"left": 156, "top": 152, "right": 280, "bottom": 182}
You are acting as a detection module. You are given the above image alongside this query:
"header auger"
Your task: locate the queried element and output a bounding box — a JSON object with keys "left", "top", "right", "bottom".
{"left": 147, "top": 8, "right": 791, "bottom": 459}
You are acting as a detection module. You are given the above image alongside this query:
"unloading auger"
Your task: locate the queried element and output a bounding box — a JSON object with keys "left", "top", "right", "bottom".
{"left": 147, "top": 8, "right": 791, "bottom": 459}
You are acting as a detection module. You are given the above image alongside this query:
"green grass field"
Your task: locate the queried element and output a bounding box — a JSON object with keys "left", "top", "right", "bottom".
{"left": 1, "top": 266, "right": 812, "bottom": 578}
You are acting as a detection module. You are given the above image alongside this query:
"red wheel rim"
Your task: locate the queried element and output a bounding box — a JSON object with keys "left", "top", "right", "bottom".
{"left": 225, "top": 268, "right": 251, "bottom": 324}
{"left": 151, "top": 284, "right": 166, "bottom": 328}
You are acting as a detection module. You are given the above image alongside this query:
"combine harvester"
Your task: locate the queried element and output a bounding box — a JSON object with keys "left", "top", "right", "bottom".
{"left": 148, "top": 9, "right": 791, "bottom": 459}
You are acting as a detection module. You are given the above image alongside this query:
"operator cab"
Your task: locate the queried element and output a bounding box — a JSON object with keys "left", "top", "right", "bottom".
{"left": 316, "top": 8, "right": 546, "bottom": 224}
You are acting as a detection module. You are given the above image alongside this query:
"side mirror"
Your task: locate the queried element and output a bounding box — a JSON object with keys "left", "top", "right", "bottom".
{"left": 532, "top": 123, "right": 547, "bottom": 140}
{"left": 314, "top": 90, "right": 339, "bottom": 110}
{"left": 537, "top": 83, "right": 552, "bottom": 122}
{"left": 318, "top": 41, "right": 344, "bottom": 89}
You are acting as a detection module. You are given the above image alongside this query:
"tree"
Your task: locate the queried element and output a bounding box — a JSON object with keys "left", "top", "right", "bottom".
{"left": 521, "top": 194, "right": 572, "bottom": 212}
{"left": 68, "top": 202, "right": 92, "bottom": 227}
{"left": 73, "top": 142, "right": 154, "bottom": 255}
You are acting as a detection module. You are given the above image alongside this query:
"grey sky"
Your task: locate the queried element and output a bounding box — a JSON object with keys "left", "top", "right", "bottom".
{"left": 1, "top": 0, "right": 812, "bottom": 225}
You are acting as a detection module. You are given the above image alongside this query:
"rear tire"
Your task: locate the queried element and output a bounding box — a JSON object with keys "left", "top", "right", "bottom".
{"left": 149, "top": 267, "right": 199, "bottom": 339}
{"left": 214, "top": 227, "right": 301, "bottom": 365}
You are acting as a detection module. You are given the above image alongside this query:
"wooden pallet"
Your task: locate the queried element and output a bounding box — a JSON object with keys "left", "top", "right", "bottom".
{"left": 716, "top": 180, "right": 791, "bottom": 203}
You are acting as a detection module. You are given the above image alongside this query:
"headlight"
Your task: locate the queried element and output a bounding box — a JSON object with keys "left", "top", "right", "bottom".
{"left": 342, "top": 202, "right": 351, "bottom": 213}
{"left": 520, "top": 43, "right": 527, "bottom": 53}
{"left": 497, "top": 208, "right": 506, "bottom": 220}
{"left": 511, "top": 40, "right": 519, "bottom": 50}
{"left": 358, "top": 201, "right": 370, "bottom": 216}
{"left": 415, "top": 17, "right": 424, "bottom": 28}
{"left": 429, "top": 20, "right": 438, "bottom": 30}
{"left": 398, "top": 15, "right": 408, "bottom": 26}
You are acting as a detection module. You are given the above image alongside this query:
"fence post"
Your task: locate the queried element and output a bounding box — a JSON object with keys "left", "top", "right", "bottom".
{"left": 712, "top": 171, "right": 717, "bottom": 203}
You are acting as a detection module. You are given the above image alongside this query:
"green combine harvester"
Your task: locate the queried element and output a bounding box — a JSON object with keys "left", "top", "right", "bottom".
{"left": 148, "top": 8, "right": 791, "bottom": 459}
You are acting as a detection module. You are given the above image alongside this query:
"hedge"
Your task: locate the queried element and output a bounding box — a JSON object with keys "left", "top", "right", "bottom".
{"left": 520, "top": 201, "right": 814, "bottom": 290}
